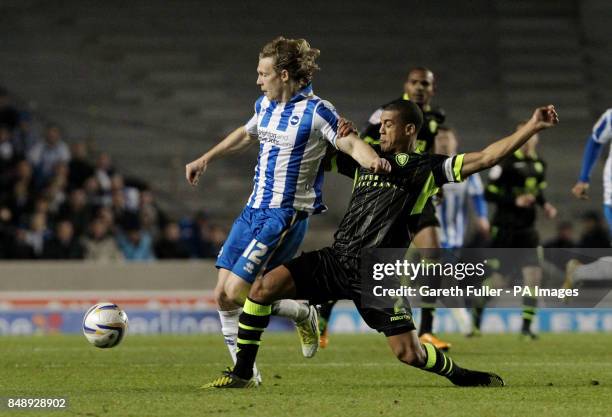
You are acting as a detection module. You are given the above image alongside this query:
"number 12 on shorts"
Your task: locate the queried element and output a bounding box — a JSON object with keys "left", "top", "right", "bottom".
{"left": 242, "top": 240, "right": 269, "bottom": 265}
{"left": 240, "top": 240, "right": 269, "bottom": 276}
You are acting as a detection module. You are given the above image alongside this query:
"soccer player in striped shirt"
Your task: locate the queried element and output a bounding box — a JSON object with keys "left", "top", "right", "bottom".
{"left": 185, "top": 37, "right": 389, "bottom": 384}
{"left": 572, "top": 108, "right": 612, "bottom": 237}
{"left": 202, "top": 102, "right": 558, "bottom": 389}
{"left": 435, "top": 127, "right": 490, "bottom": 334}
{"left": 435, "top": 127, "right": 490, "bottom": 250}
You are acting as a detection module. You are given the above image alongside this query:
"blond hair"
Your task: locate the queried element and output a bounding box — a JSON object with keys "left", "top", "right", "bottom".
{"left": 260, "top": 36, "right": 320, "bottom": 88}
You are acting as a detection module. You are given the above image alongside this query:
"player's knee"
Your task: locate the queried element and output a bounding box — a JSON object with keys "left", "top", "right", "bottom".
{"left": 214, "top": 286, "right": 233, "bottom": 309}
{"left": 224, "top": 282, "right": 247, "bottom": 306}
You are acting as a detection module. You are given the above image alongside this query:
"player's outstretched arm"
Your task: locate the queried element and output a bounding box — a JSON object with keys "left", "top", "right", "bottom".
{"left": 461, "top": 105, "right": 559, "bottom": 179}
{"left": 185, "top": 126, "right": 255, "bottom": 186}
{"left": 336, "top": 130, "right": 391, "bottom": 174}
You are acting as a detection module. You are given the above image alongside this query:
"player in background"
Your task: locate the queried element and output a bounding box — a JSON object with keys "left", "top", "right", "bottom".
{"left": 318, "top": 68, "right": 451, "bottom": 350}
{"left": 472, "top": 122, "right": 558, "bottom": 339}
{"left": 185, "top": 37, "right": 389, "bottom": 384}
{"left": 201, "top": 102, "right": 559, "bottom": 389}
{"left": 571, "top": 108, "right": 612, "bottom": 238}
{"left": 435, "top": 127, "right": 490, "bottom": 250}
{"left": 434, "top": 127, "right": 490, "bottom": 334}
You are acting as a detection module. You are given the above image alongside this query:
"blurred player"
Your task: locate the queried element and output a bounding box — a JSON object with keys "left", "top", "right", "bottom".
{"left": 435, "top": 127, "right": 490, "bottom": 250}
{"left": 572, "top": 108, "right": 612, "bottom": 238}
{"left": 201, "top": 102, "right": 559, "bottom": 389}
{"left": 319, "top": 68, "right": 451, "bottom": 350}
{"left": 434, "top": 127, "right": 489, "bottom": 333}
{"left": 185, "top": 37, "right": 387, "bottom": 383}
{"left": 473, "top": 122, "right": 557, "bottom": 339}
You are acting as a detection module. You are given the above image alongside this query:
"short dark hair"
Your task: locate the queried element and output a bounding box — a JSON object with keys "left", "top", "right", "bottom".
{"left": 408, "top": 66, "right": 434, "bottom": 77}
{"left": 382, "top": 99, "right": 423, "bottom": 132}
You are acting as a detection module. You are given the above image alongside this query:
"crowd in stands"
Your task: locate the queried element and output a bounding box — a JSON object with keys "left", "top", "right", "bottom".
{"left": 0, "top": 87, "right": 226, "bottom": 261}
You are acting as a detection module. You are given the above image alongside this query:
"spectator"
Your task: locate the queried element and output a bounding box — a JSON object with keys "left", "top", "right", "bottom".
{"left": 208, "top": 224, "right": 227, "bottom": 253}
{"left": 68, "top": 142, "right": 94, "bottom": 189}
{"left": 110, "top": 187, "right": 130, "bottom": 227}
{"left": 154, "top": 221, "right": 190, "bottom": 259}
{"left": 27, "top": 123, "right": 70, "bottom": 185}
{"left": 8, "top": 179, "right": 34, "bottom": 223}
{"left": 42, "top": 220, "right": 84, "bottom": 259}
{"left": 11, "top": 228, "right": 35, "bottom": 259}
{"left": 32, "top": 197, "right": 53, "bottom": 224}
{"left": 96, "top": 206, "right": 115, "bottom": 231}
{"left": 42, "top": 162, "right": 69, "bottom": 215}
{"left": 82, "top": 218, "right": 123, "bottom": 262}
{"left": 83, "top": 176, "right": 104, "bottom": 207}
{"left": 139, "top": 189, "right": 167, "bottom": 238}
{"left": 179, "top": 211, "right": 218, "bottom": 258}
{"left": 0, "top": 206, "right": 14, "bottom": 258}
{"left": 0, "top": 125, "right": 15, "bottom": 174}
{"left": 0, "top": 125, "right": 18, "bottom": 192}
{"left": 24, "top": 212, "right": 48, "bottom": 257}
{"left": 579, "top": 211, "right": 611, "bottom": 248}
{"left": 543, "top": 221, "right": 576, "bottom": 271}
{"left": 95, "top": 152, "right": 114, "bottom": 196}
{"left": 111, "top": 174, "right": 139, "bottom": 211}
{"left": 544, "top": 221, "right": 576, "bottom": 249}
{"left": 57, "top": 188, "right": 92, "bottom": 237}
{"left": 117, "top": 215, "right": 155, "bottom": 261}
{"left": 12, "top": 111, "right": 37, "bottom": 158}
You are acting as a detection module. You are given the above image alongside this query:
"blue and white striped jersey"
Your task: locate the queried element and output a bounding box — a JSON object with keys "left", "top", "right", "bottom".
{"left": 244, "top": 84, "right": 339, "bottom": 214}
{"left": 436, "top": 172, "right": 488, "bottom": 249}
{"left": 579, "top": 109, "right": 612, "bottom": 205}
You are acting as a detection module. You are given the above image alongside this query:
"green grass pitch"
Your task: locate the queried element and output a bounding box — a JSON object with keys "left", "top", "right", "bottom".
{"left": 1, "top": 333, "right": 611, "bottom": 417}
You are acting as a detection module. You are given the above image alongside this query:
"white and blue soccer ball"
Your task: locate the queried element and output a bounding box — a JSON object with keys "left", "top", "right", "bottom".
{"left": 82, "top": 302, "right": 129, "bottom": 348}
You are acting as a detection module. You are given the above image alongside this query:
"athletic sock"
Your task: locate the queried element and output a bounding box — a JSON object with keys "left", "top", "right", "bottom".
{"left": 420, "top": 343, "right": 501, "bottom": 386}
{"left": 419, "top": 342, "right": 458, "bottom": 379}
{"left": 472, "top": 307, "right": 485, "bottom": 331}
{"left": 471, "top": 276, "right": 494, "bottom": 331}
{"left": 521, "top": 295, "right": 538, "bottom": 332}
{"left": 521, "top": 287, "right": 537, "bottom": 332}
{"left": 218, "top": 308, "right": 241, "bottom": 363}
{"left": 271, "top": 299, "right": 309, "bottom": 322}
{"left": 234, "top": 298, "right": 271, "bottom": 380}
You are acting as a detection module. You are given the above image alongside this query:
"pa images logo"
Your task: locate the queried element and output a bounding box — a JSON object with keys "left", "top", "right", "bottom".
{"left": 395, "top": 153, "right": 409, "bottom": 167}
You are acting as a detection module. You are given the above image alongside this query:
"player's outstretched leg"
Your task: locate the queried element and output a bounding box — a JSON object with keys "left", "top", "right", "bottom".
{"left": 414, "top": 230, "right": 452, "bottom": 351}
{"left": 272, "top": 299, "right": 319, "bottom": 357}
{"left": 387, "top": 331, "right": 504, "bottom": 387}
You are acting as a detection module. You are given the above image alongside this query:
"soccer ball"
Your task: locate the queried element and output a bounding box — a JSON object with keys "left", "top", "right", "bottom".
{"left": 82, "top": 302, "right": 129, "bottom": 348}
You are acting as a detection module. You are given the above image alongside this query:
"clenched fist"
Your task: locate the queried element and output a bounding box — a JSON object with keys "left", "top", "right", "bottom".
{"left": 529, "top": 105, "right": 559, "bottom": 131}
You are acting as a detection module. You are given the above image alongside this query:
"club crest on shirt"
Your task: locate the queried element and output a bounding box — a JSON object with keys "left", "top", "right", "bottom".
{"left": 395, "top": 153, "right": 409, "bottom": 167}
{"left": 290, "top": 115, "right": 300, "bottom": 126}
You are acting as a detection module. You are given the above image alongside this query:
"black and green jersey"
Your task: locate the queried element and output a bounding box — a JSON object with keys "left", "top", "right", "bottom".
{"left": 485, "top": 149, "right": 548, "bottom": 230}
{"left": 361, "top": 95, "right": 446, "bottom": 154}
{"left": 330, "top": 149, "right": 464, "bottom": 258}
